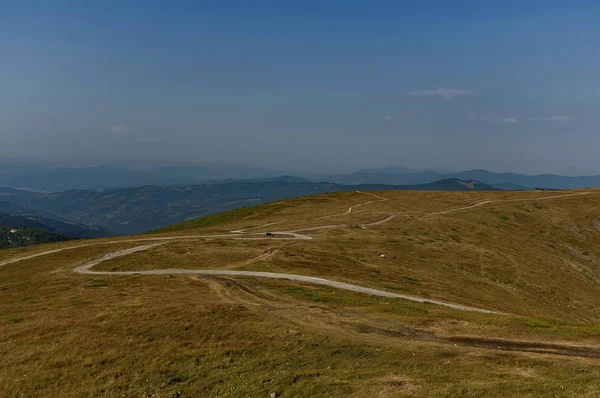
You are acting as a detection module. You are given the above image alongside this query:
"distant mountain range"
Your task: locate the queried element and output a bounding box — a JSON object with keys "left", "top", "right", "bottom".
{"left": 0, "top": 178, "right": 497, "bottom": 235}
{"left": 0, "top": 209, "right": 114, "bottom": 249}
{"left": 1, "top": 164, "right": 598, "bottom": 192}
{"left": 1, "top": 161, "right": 597, "bottom": 239}
{"left": 0, "top": 164, "right": 286, "bottom": 192}
{"left": 0, "top": 196, "right": 110, "bottom": 239}
{"left": 324, "top": 168, "right": 600, "bottom": 190}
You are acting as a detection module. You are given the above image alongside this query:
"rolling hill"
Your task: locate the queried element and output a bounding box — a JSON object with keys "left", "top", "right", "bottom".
{"left": 1, "top": 188, "right": 600, "bottom": 396}
{"left": 0, "top": 179, "right": 498, "bottom": 235}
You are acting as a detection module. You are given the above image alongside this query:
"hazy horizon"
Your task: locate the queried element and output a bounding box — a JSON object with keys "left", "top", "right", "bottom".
{"left": 4, "top": 156, "right": 600, "bottom": 178}
{"left": 3, "top": 1, "right": 599, "bottom": 176}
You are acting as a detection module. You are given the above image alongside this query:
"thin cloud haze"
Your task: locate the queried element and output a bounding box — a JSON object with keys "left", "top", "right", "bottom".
{"left": 471, "top": 117, "right": 520, "bottom": 124}
{"left": 529, "top": 116, "right": 575, "bottom": 122}
{"left": 406, "top": 88, "right": 477, "bottom": 100}
{"left": 110, "top": 125, "right": 130, "bottom": 134}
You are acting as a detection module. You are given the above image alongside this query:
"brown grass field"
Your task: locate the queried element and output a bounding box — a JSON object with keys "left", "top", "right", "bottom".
{"left": 2, "top": 189, "right": 600, "bottom": 397}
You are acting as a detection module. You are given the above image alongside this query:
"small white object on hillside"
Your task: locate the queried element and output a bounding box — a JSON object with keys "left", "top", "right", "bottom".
{"left": 379, "top": 254, "right": 385, "bottom": 259}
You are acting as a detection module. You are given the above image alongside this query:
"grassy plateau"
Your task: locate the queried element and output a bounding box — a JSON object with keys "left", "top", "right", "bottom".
{"left": 1, "top": 189, "right": 600, "bottom": 397}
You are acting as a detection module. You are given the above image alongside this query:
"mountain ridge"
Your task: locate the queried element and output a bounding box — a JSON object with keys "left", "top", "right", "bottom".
{"left": 0, "top": 178, "right": 498, "bottom": 235}
{"left": 2, "top": 164, "right": 600, "bottom": 192}
{"left": 325, "top": 167, "right": 600, "bottom": 190}
{"left": 0, "top": 199, "right": 111, "bottom": 239}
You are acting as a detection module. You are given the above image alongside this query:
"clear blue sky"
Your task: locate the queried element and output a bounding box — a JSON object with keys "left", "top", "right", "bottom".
{"left": 2, "top": 1, "right": 599, "bottom": 175}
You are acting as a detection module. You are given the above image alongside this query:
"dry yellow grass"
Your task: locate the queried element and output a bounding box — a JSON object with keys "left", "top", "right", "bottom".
{"left": 2, "top": 189, "right": 600, "bottom": 397}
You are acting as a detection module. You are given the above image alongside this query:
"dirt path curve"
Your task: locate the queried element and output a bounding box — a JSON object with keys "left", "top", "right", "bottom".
{"left": 0, "top": 190, "right": 593, "bottom": 314}
{"left": 0, "top": 234, "right": 308, "bottom": 269}
{"left": 73, "top": 244, "right": 503, "bottom": 314}
{"left": 319, "top": 191, "right": 388, "bottom": 219}
{"left": 362, "top": 191, "right": 591, "bottom": 226}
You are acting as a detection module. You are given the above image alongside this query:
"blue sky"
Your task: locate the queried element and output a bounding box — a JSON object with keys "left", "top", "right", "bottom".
{"left": 2, "top": 1, "right": 599, "bottom": 174}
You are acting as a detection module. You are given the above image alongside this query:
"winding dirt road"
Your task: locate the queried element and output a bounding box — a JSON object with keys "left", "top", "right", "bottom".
{"left": 72, "top": 243, "right": 503, "bottom": 314}
{"left": 0, "top": 190, "right": 592, "bottom": 314}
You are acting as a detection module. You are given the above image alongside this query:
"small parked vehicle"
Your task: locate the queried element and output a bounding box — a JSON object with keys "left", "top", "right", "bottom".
{"left": 266, "top": 232, "right": 274, "bottom": 237}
